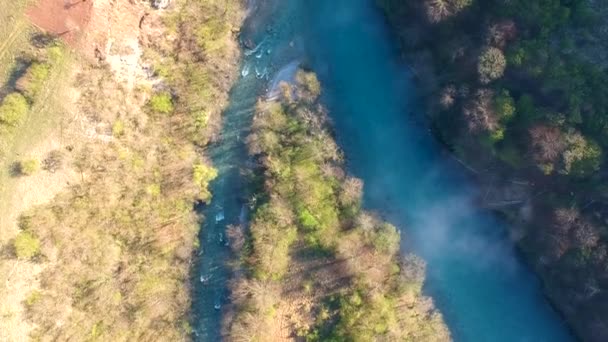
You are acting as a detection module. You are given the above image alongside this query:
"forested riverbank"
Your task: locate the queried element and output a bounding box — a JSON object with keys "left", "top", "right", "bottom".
{"left": 225, "top": 71, "right": 450, "bottom": 341}
{"left": 378, "top": 0, "right": 608, "bottom": 340}
{"left": 1, "top": 0, "right": 244, "bottom": 340}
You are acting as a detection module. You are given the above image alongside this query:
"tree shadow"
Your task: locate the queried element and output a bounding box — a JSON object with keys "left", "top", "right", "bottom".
{"left": 0, "top": 57, "right": 30, "bottom": 100}
{"left": 30, "top": 33, "right": 56, "bottom": 49}
{"left": 9, "top": 162, "right": 23, "bottom": 177}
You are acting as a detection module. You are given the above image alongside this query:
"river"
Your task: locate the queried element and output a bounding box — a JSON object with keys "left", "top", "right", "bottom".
{"left": 193, "top": 0, "right": 575, "bottom": 341}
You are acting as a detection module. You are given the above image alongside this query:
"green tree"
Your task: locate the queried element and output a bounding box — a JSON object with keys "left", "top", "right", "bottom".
{"left": 149, "top": 92, "right": 174, "bottom": 114}
{"left": 13, "top": 231, "right": 41, "bottom": 259}
{"left": 0, "top": 93, "right": 29, "bottom": 127}
{"left": 562, "top": 132, "right": 602, "bottom": 177}
{"left": 16, "top": 62, "right": 51, "bottom": 100}
{"left": 494, "top": 90, "right": 515, "bottom": 121}
{"left": 193, "top": 162, "right": 218, "bottom": 201}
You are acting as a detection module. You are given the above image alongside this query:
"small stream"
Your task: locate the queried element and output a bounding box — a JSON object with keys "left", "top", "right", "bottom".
{"left": 192, "top": 0, "right": 575, "bottom": 341}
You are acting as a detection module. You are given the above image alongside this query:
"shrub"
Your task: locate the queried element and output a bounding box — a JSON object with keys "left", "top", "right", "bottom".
{"left": 0, "top": 93, "right": 29, "bottom": 127}
{"left": 16, "top": 62, "right": 51, "bottom": 100}
{"left": 19, "top": 159, "right": 40, "bottom": 176}
{"left": 494, "top": 90, "right": 515, "bottom": 121}
{"left": 43, "top": 150, "right": 64, "bottom": 172}
{"left": 295, "top": 71, "right": 321, "bottom": 102}
{"left": 372, "top": 223, "right": 400, "bottom": 254}
{"left": 196, "top": 19, "right": 229, "bottom": 52}
{"left": 193, "top": 162, "right": 218, "bottom": 201}
{"left": 478, "top": 47, "right": 506, "bottom": 84}
{"left": 562, "top": 132, "right": 602, "bottom": 177}
{"left": 13, "top": 231, "right": 41, "bottom": 259}
{"left": 112, "top": 120, "right": 125, "bottom": 137}
{"left": 149, "top": 92, "right": 174, "bottom": 114}
{"left": 25, "top": 290, "right": 42, "bottom": 307}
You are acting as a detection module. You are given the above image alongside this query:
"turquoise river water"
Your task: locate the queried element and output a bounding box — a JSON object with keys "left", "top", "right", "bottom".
{"left": 193, "top": 0, "right": 576, "bottom": 341}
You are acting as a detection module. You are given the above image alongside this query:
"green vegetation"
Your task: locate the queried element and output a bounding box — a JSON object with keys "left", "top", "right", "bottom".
{"left": 193, "top": 162, "right": 218, "bottom": 201}
{"left": 0, "top": 59, "right": 54, "bottom": 130}
{"left": 228, "top": 72, "right": 450, "bottom": 341}
{"left": 148, "top": 92, "right": 174, "bottom": 114}
{"left": 378, "top": 0, "right": 608, "bottom": 339}
{"left": 112, "top": 119, "right": 125, "bottom": 137}
{"left": 17, "top": 159, "right": 39, "bottom": 176}
{"left": 13, "top": 231, "right": 40, "bottom": 260}
{"left": 0, "top": 93, "right": 29, "bottom": 127}
{"left": 151, "top": 0, "right": 244, "bottom": 146}
{"left": 16, "top": 62, "right": 51, "bottom": 100}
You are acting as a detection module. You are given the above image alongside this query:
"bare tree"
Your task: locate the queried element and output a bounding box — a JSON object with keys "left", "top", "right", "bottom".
{"left": 463, "top": 89, "right": 498, "bottom": 133}
{"left": 530, "top": 125, "right": 566, "bottom": 163}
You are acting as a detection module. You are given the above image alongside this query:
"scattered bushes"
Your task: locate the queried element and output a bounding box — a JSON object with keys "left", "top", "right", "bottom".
{"left": 8, "top": 0, "right": 246, "bottom": 340}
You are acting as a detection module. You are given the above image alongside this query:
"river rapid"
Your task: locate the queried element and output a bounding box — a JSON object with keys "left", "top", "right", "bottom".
{"left": 193, "top": 0, "right": 575, "bottom": 341}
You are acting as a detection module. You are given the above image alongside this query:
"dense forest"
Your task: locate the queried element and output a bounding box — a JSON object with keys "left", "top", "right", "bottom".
{"left": 377, "top": 0, "right": 608, "bottom": 340}
{"left": 224, "top": 71, "right": 450, "bottom": 341}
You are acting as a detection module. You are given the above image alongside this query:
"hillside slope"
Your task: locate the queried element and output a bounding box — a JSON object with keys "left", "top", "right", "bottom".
{"left": 0, "top": 0, "right": 244, "bottom": 340}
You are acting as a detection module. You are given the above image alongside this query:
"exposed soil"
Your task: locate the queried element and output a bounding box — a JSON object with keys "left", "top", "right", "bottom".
{"left": 26, "top": 0, "right": 93, "bottom": 45}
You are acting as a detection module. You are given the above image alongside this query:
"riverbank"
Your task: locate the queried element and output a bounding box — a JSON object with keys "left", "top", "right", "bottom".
{"left": 1, "top": 0, "right": 244, "bottom": 340}
{"left": 377, "top": 0, "right": 608, "bottom": 340}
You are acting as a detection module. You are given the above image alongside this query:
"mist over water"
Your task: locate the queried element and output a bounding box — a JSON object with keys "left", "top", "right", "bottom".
{"left": 193, "top": 0, "right": 575, "bottom": 340}
{"left": 298, "top": 1, "right": 574, "bottom": 340}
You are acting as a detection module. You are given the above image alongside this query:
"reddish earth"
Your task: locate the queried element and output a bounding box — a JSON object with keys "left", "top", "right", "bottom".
{"left": 26, "top": 0, "right": 93, "bottom": 45}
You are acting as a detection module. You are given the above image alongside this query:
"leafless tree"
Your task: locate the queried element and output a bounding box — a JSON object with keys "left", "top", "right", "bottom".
{"left": 463, "top": 88, "right": 498, "bottom": 133}
{"left": 530, "top": 125, "right": 566, "bottom": 163}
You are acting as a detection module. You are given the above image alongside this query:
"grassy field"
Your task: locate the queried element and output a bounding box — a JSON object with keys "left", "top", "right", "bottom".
{"left": 0, "top": 0, "right": 32, "bottom": 82}
{"left": 0, "top": 1, "right": 78, "bottom": 340}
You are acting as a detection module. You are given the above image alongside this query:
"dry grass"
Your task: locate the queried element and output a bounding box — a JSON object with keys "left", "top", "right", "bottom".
{"left": 0, "top": 2, "right": 81, "bottom": 339}
{"left": 0, "top": 45, "right": 74, "bottom": 238}
{"left": 0, "top": 0, "right": 35, "bottom": 84}
{"left": 0, "top": 0, "right": 244, "bottom": 340}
